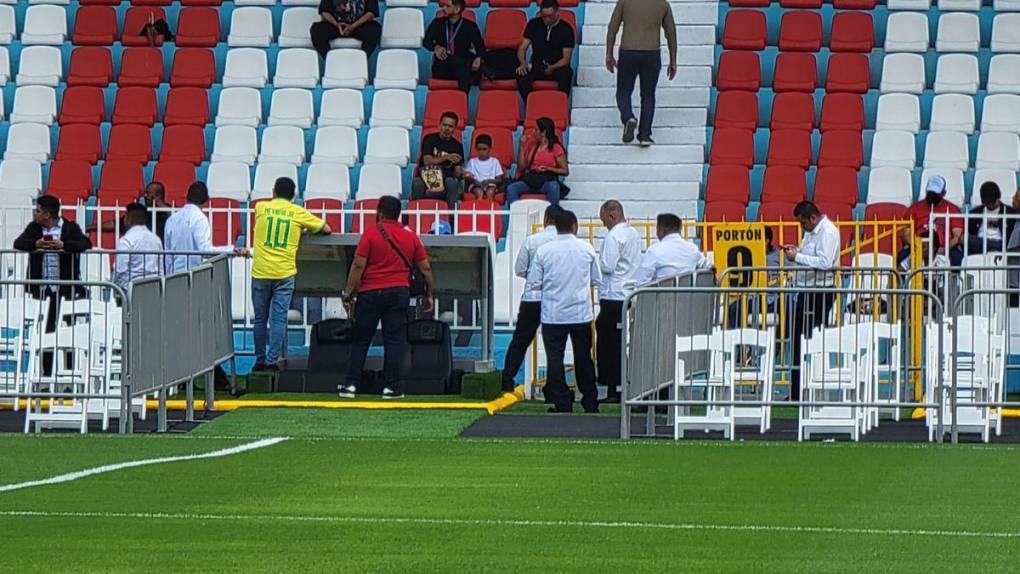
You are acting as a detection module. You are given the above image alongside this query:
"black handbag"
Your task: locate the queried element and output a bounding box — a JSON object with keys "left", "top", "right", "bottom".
{"left": 518, "top": 143, "right": 559, "bottom": 191}
{"left": 377, "top": 224, "right": 429, "bottom": 297}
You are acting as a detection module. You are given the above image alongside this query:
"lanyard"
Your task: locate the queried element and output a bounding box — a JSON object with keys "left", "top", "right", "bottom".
{"left": 447, "top": 18, "right": 463, "bottom": 55}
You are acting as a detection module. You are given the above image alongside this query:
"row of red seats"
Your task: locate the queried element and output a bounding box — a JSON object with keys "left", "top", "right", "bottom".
{"left": 706, "top": 164, "right": 859, "bottom": 207}
{"left": 423, "top": 89, "right": 568, "bottom": 131}
{"left": 55, "top": 124, "right": 203, "bottom": 165}
{"left": 68, "top": 47, "right": 215, "bottom": 87}
{"left": 729, "top": 0, "right": 875, "bottom": 8}
{"left": 75, "top": 6, "right": 219, "bottom": 47}
{"left": 717, "top": 51, "right": 869, "bottom": 93}
{"left": 723, "top": 10, "right": 873, "bottom": 53}
{"left": 48, "top": 159, "right": 189, "bottom": 206}
{"left": 710, "top": 129, "right": 863, "bottom": 169}
{"left": 715, "top": 91, "right": 864, "bottom": 132}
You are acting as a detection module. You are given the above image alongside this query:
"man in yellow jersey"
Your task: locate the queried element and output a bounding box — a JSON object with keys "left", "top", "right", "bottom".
{"left": 251, "top": 177, "right": 332, "bottom": 372}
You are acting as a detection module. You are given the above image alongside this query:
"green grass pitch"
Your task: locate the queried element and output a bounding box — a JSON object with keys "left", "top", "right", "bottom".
{"left": 1, "top": 407, "right": 1018, "bottom": 573}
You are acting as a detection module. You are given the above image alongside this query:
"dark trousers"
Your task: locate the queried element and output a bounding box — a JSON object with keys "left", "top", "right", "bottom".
{"left": 432, "top": 56, "right": 478, "bottom": 92}
{"left": 345, "top": 287, "right": 410, "bottom": 392}
{"left": 501, "top": 301, "right": 541, "bottom": 388}
{"left": 309, "top": 20, "right": 381, "bottom": 59}
{"left": 616, "top": 50, "right": 661, "bottom": 140}
{"left": 542, "top": 322, "right": 598, "bottom": 412}
{"left": 966, "top": 235, "right": 1004, "bottom": 255}
{"left": 789, "top": 292, "right": 835, "bottom": 401}
{"left": 896, "top": 245, "right": 964, "bottom": 267}
{"left": 411, "top": 176, "right": 460, "bottom": 208}
{"left": 517, "top": 65, "right": 573, "bottom": 99}
{"left": 595, "top": 300, "right": 624, "bottom": 399}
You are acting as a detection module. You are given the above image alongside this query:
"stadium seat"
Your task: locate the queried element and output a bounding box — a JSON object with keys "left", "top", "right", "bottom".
{"left": 311, "top": 126, "right": 359, "bottom": 166}
{"left": 994, "top": 0, "right": 1020, "bottom": 9}
{"left": 322, "top": 49, "right": 369, "bottom": 89}
{"left": 268, "top": 88, "right": 315, "bottom": 128}
{"left": 870, "top": 130, "right": 916, "bottom": 169}
{"left": 215, "top": 87, "right": 262, "bottom": 128}
{"left": 885, "top": 12, "right": 929, "bottom": 52}
{"left": 476, "top": 91, "right": 521, "bottom": 130}
{"left": 762, "top": 166, "right": 807, "bottom": 203}
{"left": 11, "top": 85, "right": 56, "bottom": 124}
{"left": 112, "top": 87, "right": 158, "bottom": 126}
{"left": 703, "top": 200, "right": 748, "bottom": 223}
{"left": 470, "top": 127, "right": 514, "bottom": 169}
{"left": 829, "top": 12, "right": 873, "bottom": 53}
{"left": 937, "top": 13, "right": 980, "bottom": 53}
{"left": 940, "top": 0, "right": 980, "bottom": 8}
{"left": 305, "top": 163, "right": 351, "bottom": 202}
{"left": 987, "top": 55, "right": 1020, "bottom": 94}
{"left": 405, "top": 199, "right": 449, "bottom": 235}
{"left": 0, "top": 47, "right": 8, "bottom": 85}
{"left": 58, "top": 86, "right": 105, "bottom": 125}
{"left": 525, "top": 91, "right": 569, "bottom": 130}
{"left": 370, "top": 89, "right": 416, "bottom": 129}
{"left": 991, "top": 15, "right": 1020, "bottom": 53}
{"left": 223, "top": 48, "right": 269, "bottom": 88}
{"left": 722, "top": 10, "right": 767, "bottom": 51}
{"left": 812, "top": 167, "right": 859, "bottom": 207}
{"left": 705, "top": 165, "right": 751, "bottom": 205}
{"left": 211, "top": 125, "right": 258, "bottom": 165}
{"left": 716, "top": 51, "right": 760, "bottom": 92}
{"left": 825, "top": 53, "right": 870, "bottom": 94}
{"left": 715, "top": 90, "right": 760, "bottom": 131}
{"left": 880, "top": 53, "right": 925, "bottom": 94}
{"left": 106, "top": 124, "right": 153, "bottom": 164}
{"left": 980, "top": 94, "right": 1020, "bottom": 133}
{"left": 4, "top": 123, "right": 50, "bottom": 163}
{"left": 303, "top": 196, "right": 344, "bottom": 234}
{"left": 834, "top": 0, "right": 877, "bottom": 7}
{"left": 258, "top": 126, "right": 306, "bottom": 165}
{"left": 356, "top": 164, "right": 403, "bottom": 200}
{"left": 729, "top": 0, "right": 770, "bottom": 5}
{"left": 976, "top": 132, "right": 1020, "bottom": 170}
{"left": 253, "top": 163, "right": 298, "bottom": 200}
{"left": 920, "top": 167, "right": 965, "bottom": 206}
{"left": 67, "top": 47, "right": 113, "bottom": 87}
{"left": 781, "top": 0, "right": 821, "bottom": 7}
{"left": 56, "top": 124, "right": 102, "bottom": 163}
{"left": 16, "top": 46, "right": 61, "bottom": 86}
{"left": 778, "top": 11, "right": 823, "bottom": 52}
{"left": 228, "top": 7, "right": 273, "bottom": 47}
{"left": 875, "top": 94, "right": 921, "bottom": 133}
{"left": 278, "top": 7, "right": 317, "bottom": 48}
{"left": 118, "top": 48, "right": 164, "bottom": 87}
{"left": 122, "top": 7, "right": 167, "bottom": 46}
{"left": 929, "top": 93, "right": 975, "bottom": 134}
{"left": 866, "top": 167, "right": 913, "bottom": 206}
{"left": 374, "top": 49, "right": 419, "bottom": 90}
{"left": 484, "top": 9, "right": 527, "bottom": 50}
{"left": 818, "top": 130, "right": 862, "bottom": 168}
{"left": 862, "top": 202, "right": 909, "bottom": 254}
{"left": 364, "top": 127, "right": 411, "bottom": 166}
{"left": 152, "top": 161, "right": 197, "bottom": 206}
{"left": 207, "top": 161, "right": 252, "bottom": 201}
{"left": 972, "top": 169, "right": 1017, "bottom": 204}
{"left": 767, "top": 129, "right": 811, "bottom": 168}
{"left": 0, "top": 6, "right": 14, "bottom": 44}
{"left": 72, "top": 6, "right": 116, "bottom": 45}
{"left": 457, "top": 199, "right": 504, "bottom": 239}
{"left": 272, "top": 48, "right": 320, "bottom": 89}
{"left": 709, "top": 128, "right": 754, "bottom": 168}
{"left": 769, "top": 92, "right": 813, "bottom": 131}
{"left": 160, "top": 125, "right": 206, "bottom": 165}
{"left": 425, "top": 90, "right": 469, "bottom": 129}
{"left": 820, "top": 93, "right": 863, "bottom": 132}
{"left": 170, "top": 48, "right": 217, "bottom": 88}
{"left": 45, "top": 160, "right": 93, "bottom": 203}
{"left": 176, "top": 7, "right": 221, "bottom": 47}
{"left": 381, "top": 8, "right": 425, "bottom": 49}
{"left": 0, "top": 159, "right": 42, "bottom": 201}
{"left": 22, "top": 5, "right": 66, "bottom": 45}
{"left": 773, "top": 53, "right": 817, "bottom": 92}
{"left": 934, "top": 54, "right": 979, "bottom": 95}
{"left": 350, "top": 198, "right": 381, "bottom": 232}
{"left": 923, "top": 131, "right": 969, "bottom": 170}
{"left": 98, "top": 161, "right": 144, "bottom": 204}
{"left": 319, "top": 88, "right": 365, "bottom": 128}
{"left": 164, "top": 87, "right": 210, "bottom": 126}
{"left": 756, "top": 201, "right": 800, "bottom": 246}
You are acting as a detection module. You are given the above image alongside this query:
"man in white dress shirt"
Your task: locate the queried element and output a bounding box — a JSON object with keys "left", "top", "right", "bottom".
{"left": 595, "top": 200, "right": 642, "bottom": 403}
{"left": 501, "top": 204, "right": 561, "bottom": 393}
{"left": 163, "top": 182, "right": 242, "bottom": 274}
{"left": 631, "top": 213, "right": 710, "bottom": 287}
{"left": 113, "top": 203, "right": 163, "bottom": 295}
{"left": 526, "top": 210, "right": 603, "bottom": 413}
{"left": 783, "top": 201, "right": 840, "bottom": 401}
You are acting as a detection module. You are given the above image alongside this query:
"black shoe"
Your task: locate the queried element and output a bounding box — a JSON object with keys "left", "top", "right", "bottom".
{"left": 264, "top": 364, "right": 280, "bottom": 373}
{"left": 382, "top": 387, "right": 405, "bottom": 400}
{"left": 338, "top": 385, "right": 357, "bottom": 399}
{"left": 584, "top": 407, "right": 600, "bottom": 414}
{"left": 547, "top": 406, "right": 573, "bottom": 413}
{"left": 230, "top": 387, "right": 247, "bottom": 398}
{"left": 638, "top": 137, "right": 654, "bottom": 147}
{"left": 501, "top": 380, "right": 516, "bottom": 393}
{"left": 251, "top": 362, "right": 268, "bottom": 373}
{"left": 601, "top": 395, "right": 621, "bottom": 404}
{"left": 622, "top": 118, "right": 638, "bottom": 143}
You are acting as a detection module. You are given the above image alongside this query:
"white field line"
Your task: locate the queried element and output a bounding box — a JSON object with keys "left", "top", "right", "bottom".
{"left": 0, "top": 437, "right": 288, "bottom": 494}
{"left": 0, "top": 510, "right": 1017, "bottom": 540}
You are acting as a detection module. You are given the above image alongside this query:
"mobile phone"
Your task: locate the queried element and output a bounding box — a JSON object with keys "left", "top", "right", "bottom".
{"left": 43, "top": 234, "right": 54, "bottom": 241}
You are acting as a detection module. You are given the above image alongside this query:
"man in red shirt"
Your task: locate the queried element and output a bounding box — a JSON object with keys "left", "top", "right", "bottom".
{"left": 340, "top": 196, "right": 435, "bottom": 399}
{"left": 898, "top": 174, "right": 964, "bottom": 267}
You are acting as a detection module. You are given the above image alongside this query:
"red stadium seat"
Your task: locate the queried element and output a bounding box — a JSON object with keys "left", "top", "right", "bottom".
{"left": 303, "top": 198, "right": 343, "bottom": 234}
{"left": 107, "top": 124, "right": 154, "bottom": 164}
{"left": 709, "top": 128, "right": 754, "bottom": 168}
{"left": 762, "top": 166, "right": 807, "bottom": 203}
{"left": 818, "top": 130, "right": 863, "bottom": 169}
{"left": 405, "top": 199, "right": 450, "bottom": 235}
{"left": 830, "top": 12, "right": 874, "bottom": 53}
{"left": 112, "top": 87, "right": 158, "bottom": 126}
{"left": 475, "top": 91, "right": 521, "bottom": 130}
{"left": 820, "top": 93, "right": 864, "bottom": 132}
{"left": 170, "top": 48, "right": 217, "bottom": 88}
{"left": 67, "top": 47, "right": 113, "bottom": 87}
{"left": 767, "top": 129, "right": 812, "bottom": 169}
{"left": 770, "top": 92, "right": 815, "bottom": 131}
{"left": 152, "top": 161, "right": 197, "bottom": 206}
{"left": 716, "top": 51, "right": 761, "bottom": 92}
{"left": 825, "top": 53, "right": 870, "bottom": 94}
{"left": 122, "top": 7, "right": 168, "bottom": 46}
{"left": 484, "top": 10, "right": 527, "bottom": 50}
{"left": 118, "top": 48, "right": 164, "bottom": 88}
{"left": 778, "top": 11, "right": 823, "bottom": 52}
{"left": 176, "top": 8, "right": 220, "bottom": 47}
{"left": 424, "top": 90, "right": 468, "bottom": 129}
{"left": 705, "top": 165, "right": 751, "bottom": 205}
{"left": 471, "top": 127, "right": 515, "bottom": 169}
{"left": 756, "top": 201, "right": 800, "bottom": 247}
{"left": 80, "top": 0, "right": 121, "bottom": 4}
{"left": 164, "top": 87, "right": 210, "bottom": 127}
{"left": 351, "top": 199, "right": 380, "bottom": 234}
{"left": 181, "top": 0, "right": 223, "bottom": 5}
{"left": 834, "top": 0, "right": 876, "bottom": 7}
{"left": 99, "top": 161, "right": 145, "bottom": 204}
{"left": 525, "top": 91, "right": 569, "bottom": 130}
{"left": 863, "top": 203, "right": 908, "bottom": 255}
{"left": 728, "top": 0, "right": 769, "bottom": 5}
{"left": 704, "top": 200, "right": 748, "bottom": 222}
{"left": 58, "top": 86, "right": 106, "bottom": 125}
{"left": 722, "top": 10, "right": 767, "bottom": 51}
{"left": 56, "top": 124, "right": 103, "bottom": 164}
{"left": 208, "top": 197, "right": 241, "bottom": 247}
{"left": 489, "top": 0, "right": 530, "bottom": 6}
{"left": 458, "top": 199, "right": 504, "bottom": 238}
{"left": 72, "top": 6, "right": 117, "bottom": 46}
{"left": 812, "top": 166, "right": 859, "bottom": 207}
{"left": 131, "top": 0, "right": 173, "bottom": 5}
{"left": 773, "top": 52, "right": 817, "bottom": 92}
{"left": 46, "top": 160, "right": 94, "bottom": 203}
{"left": 714, "top": 91, "right": 759, "bottom": 131}
{"left": 159, "top": 125, "right": 206, "bottom": 165}
{"left": 816, "top": 201, "right": 854, "bottom": 260}
{"left": 780, "top": 0, "right": 822, "bottom": 6}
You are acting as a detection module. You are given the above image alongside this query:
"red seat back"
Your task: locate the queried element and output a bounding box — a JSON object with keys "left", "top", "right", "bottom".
{"left": 470, "top": 127, "right": 515, "bottom": 170}
{"left": 405, "top": 199, "right": 450, "bottom": 235}
{"left": 113, "top": 87, "right": 159, "bottom": 126}
{"left": 714, "top": 90, "right": 759, "bottom": 131}
{"left": 59, "top": 86, "right": 106, "bottom": 125}
{"left": 423, "top": 90, "right": 469, "bottom": 129}
{"left": 67, "top": 47, "right": 114, "bottom": 87}
{"left": 525, "top": 91, "right": 569, "bottom": 130}
{"left": 72, "top": 6, "right": 117, "bottom": 46}
{"left": 303, "top": 198, "right": 344, "bottom": 234}
{"left": 118, "top": 47, "right": 164, "bottom": 88}
{"left": 56, "top": 124, "right": 103, "bottom": 164}
{"left": 484, "top": 10, "right": 527, "bottom": 50}
{"left": 160, "top": 125, "right": 206, "bottom": 165}
{"left": 176, "top": 7, "right": 221, "bottom": 47}
{"left": 830, "top": 12, "right": 874, "bottom": 53}
{"left": 99, "top": 161, "right": 145, "bottom": 205}
{"left": 207, "top": 197, "right": 241, "bottom": 247}
{"left": 774, "top": 52, "right": 818, "bottom": 93}
{"left": 770, "top": 92, "right": 815, "bottom": 131}
{"left": 717, "top": 51, "right": 761, "bottom": 92}
{"left": 722, "top": 10, "right": 767, "bottom": 50}
{"left": 457, "top": 199, "right": 504, "bottom": 239}
{"left": 475, "top": 91, "right": 521, "bottom": 130}
{"left": 705, "top": 165, "right": 751, "bottom": 205}
{"left": 46, "top": 160, "right": 94, "bottom": 202}
{"left": 818, "top": 130, "right": 863, "bottom": 169}
{"left": 756, "top": 201, "right": 800, "bottom": 247}
{"left": 107, "top": 124, "right": 153, "bottom": 164}
{"left": 164, "top": 87, "right": 210, "bottom": 126}
{"left": 767, "top": 129, "right": 812, "bottom": 169}
{"left": 709, "top": 128, "right": 754, "bottom": 168}
{"left": 171, "top": 48, "right": 216, "bottom": 88}
{"left": 820, "top": 93, "right": 864, "bottom": 132}
{"left": 778, "top": 11, "right": 823, "bottom": 52}
{"left": 813, "top": 167, "right": 859, "bottom": 207}
{"left": 152, "top": 161, "right": 197, "bottom": 206}
{"left": 826, "top": 53, "right": 870, "bottom": 94}
{"left": 762, "top": 166, "right": 807, "bottom": 203}
{"left": 351, "top": 199, "right": 380, "bottom": 234}
{"left": 122, "top": 7, "right": 168, "bottom": 46}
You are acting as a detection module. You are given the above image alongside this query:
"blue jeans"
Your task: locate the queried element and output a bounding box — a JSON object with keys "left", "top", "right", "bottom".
{"left": 251, "top": 276, "right": 295, "bottom": 366}
{"left": 506, "top": 180, "right": 560, "bottom": 205}
{"left": 346, "top": 287, "right": 410, "bottom": 391}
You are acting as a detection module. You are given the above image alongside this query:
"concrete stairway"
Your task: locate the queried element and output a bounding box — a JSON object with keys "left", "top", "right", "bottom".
{"left": 562, "top": 0, "right": 717, "bottom": 221}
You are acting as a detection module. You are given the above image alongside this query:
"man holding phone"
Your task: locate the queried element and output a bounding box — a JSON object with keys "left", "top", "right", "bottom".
{"left": 516, "top": 0, "right": 575, "bottom": 99}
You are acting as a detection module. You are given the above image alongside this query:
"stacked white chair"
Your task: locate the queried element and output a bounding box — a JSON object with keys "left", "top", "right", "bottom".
{"left": 935, "top": 13, "right": 980, "bottom": 53}
{"left": 0, "top": 159, "right": 42, "bottom": 200}
{"left": 920, "top": 167, "right": 965, "bottom": 207}
{"left": 0, "top": 47, "right": 9, "bottom": 84}
{"left": 356, "top": 164, "right": 404, "bottom": 200}
{"left": 0, "top": 6, "right": 14, "bottom": 44}
{"left": 380, "top": 8, "right": 425, "bottom": 49}
{"left": 976, "top": 132, "right": 1020, "bottom": 170}
{"left": 991, "top": 14, "right": 1020, "bottom": 53}
{"left": 980, "top": 94, "right": 1020, "bottom": 132}
{"left": 987, "top": 54, "right": 1020, "bottom": 94}
{"left": 305, "top": 163, "right": 352, "bottom": 201}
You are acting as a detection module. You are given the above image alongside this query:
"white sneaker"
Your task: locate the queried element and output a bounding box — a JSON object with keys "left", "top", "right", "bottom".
{"left": 381, "top": 387, "right": 405, "bottom": 400}
{"left": 338, "top": 385, "right": 357, "bottom": 399}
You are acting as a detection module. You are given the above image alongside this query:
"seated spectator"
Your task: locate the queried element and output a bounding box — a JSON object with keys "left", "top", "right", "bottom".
{"left": 89, "top": 182, "right": 171, "bottom": 243}
{"left": 506, "top": 117, "right": 568, "bottom": 205}
{"left": 423, "top": 0, "right": 484, "bottom": 93}
{"left": 464, "top": 134, "right": 506, "bottom": 201}
{"left": 517, "top": 0, "right": 575, "bottom": 99}
{"left": 411, "top": 112, "right": 464, "bottom": 207}
{"left": 113, "top": 203, "right": 163, "bottom": 295}
{"left": 967, "top": 181, "right": 1016, "bottom": 255}
{"left": 310, "top": 0, "right": 382, "bottom": 60}
{"left": 898, "top": 175, "right": 964, "bottom": 267}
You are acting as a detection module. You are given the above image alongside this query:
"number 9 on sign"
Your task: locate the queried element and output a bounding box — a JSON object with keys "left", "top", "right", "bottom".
{"left": 711, "top": 223, "right": 767, "bottom": 289}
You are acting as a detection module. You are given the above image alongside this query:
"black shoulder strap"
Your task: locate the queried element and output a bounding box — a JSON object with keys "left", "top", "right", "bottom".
{"left": 377, "top": 224, "right": 413, "bottom": 272}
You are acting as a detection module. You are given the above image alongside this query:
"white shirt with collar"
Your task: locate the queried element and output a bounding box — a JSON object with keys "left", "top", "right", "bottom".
{"left": 525, "top": 233, "right": 602, "bottom": 324}
{"left": 598, "top": 221, "right": 643, "bottom": 301}
{"left": 791, "top": 215, "right": 840, "bottom": 287}
{"left": 514, "top": 225, "right": 558, "bottom": 303}
{"left": 162, "top": 203, "right": 234, "bottom": 274}
{"left": 113, "top": 224, "right": 164, "bottom": 294}
{"left": 630, "top": 233, "right": 709, "bottom": 287}
{"left": 41, "top": 218, "right": 63, "bottom": 290}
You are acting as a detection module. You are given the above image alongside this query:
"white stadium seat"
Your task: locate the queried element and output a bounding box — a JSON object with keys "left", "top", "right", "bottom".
{"left": 934, "top": 54, "right": 979, "bottom": 95}
{"left": 10, "top": 85, "right": 56, "bottom": 125}
{"left": 880, "top": 54, "right": 925, "bottom": 94}
{"left": 0, "top": 6, "right": 15, "bottom": 44}
{"left": 215, "top": 87, "right": 263, "bottom": 128}
{"left": 22, "top": 5, "right": 66, "bottom": 45}
{"left": 980, "top": 94, "right": 1020, "bottom": 133}
{"left": 0, "top": 47, "right": 9, "bottom": 85}
{"left": 282, "top": 0, "right": 321, "bottom": 5}
{"left": 976, "top": 132, "right": 1020, "bottom": 171}
{"left": 319, "top": 89, "right": 365, "bottom": 128}
{"left": 0, "top": 159, "right": 42, "bottom": 201}
{"left": 884, "top": 13, "right": 929, "bottom": 53}
{"left": 207, "top": 162, "right": 252, "bottom": 202}
{"left": 16, "top": 46, "right": 61, "bottom": 86}
{"left": 936, "top": 13, "right": 980, "bottom": 53}
{"left": 929, "top": 93, "right": 975, "bottom": 134}
{"left": 356, "top": 164, "right": 403, "bottom": 200}
{"left": 875, "top": 94, "right": 920, "bottom": 133}
{"left": 311, "top": 126, "right": 360, "bottom": 166}
{"left": 305, "top": 163, "right": 351, "bottom": 201}
{"left": 273, "top": 49, "right": 320, "bottom": 89}
{"left": 380, "top": 8, "right": 425, "bottom": 49}
{"left": 374, "top": 49, "right": 420, "bottom": 90}
{"left": 228, "top": 7, "right": 274, "bottom": 47}
{"left": 253, "top": 162, "right": 299, "bottom": 200}
{"left": 28, "top": 0, "right": 70, "bottom": 4}
{"left": 369, "top": 89, "right": 416, "bottom": 129}
{"left": 258, "top": 126, "right": 306, "bottom": 165}
{"left": 887, "top": 0, "right": 930, "bottom": 8}
{"left": 991, "top": 15, "right": 1020, "bottom": 53}
{"left": 364, "top": 126, "right": 410, "bottom": 166}
{"left": 866, "top": 167, "right": 913, "bottom": 206}
{"left": 236, "top": 0, "right": 277, "bottom": 5}
{"left": 4, "top": 123, "right": 50, "bottom": 162}
{"left": 987, "top": 55, "right": 1020, "bottom": 94}
{"left": 386, "top": 0, "right": 428, "bottom": 6}
{"left": 322, "top": 49, "right": 368, "bottom": 89}
{"left": 279, "top": 8, "right": 318, "bottom": 48}
{"left": 211, "top": 125, "right": 258, "bottom": 165}
{"left": 972, "top": 169, "right": 1017, "bottom": 202}
{"left": 268, "top": 88, "right": 315, "bottom": 128}
{"left": 994, "top": 0, "right": 1020, "bottom": 10}
{"left": 923, "top": 131, "right": 969, "bottom": 171}
{"left": 222, "top": 48, "right": 269, "bottom": 88}
{"left": 938, "top": 0, "right": 980, "bottom": 9}
{"left": 920, "top": 168, "right": 965, "bottom": 207}
{"left": 870, "top": 130, "right": 916, "bottom": 169}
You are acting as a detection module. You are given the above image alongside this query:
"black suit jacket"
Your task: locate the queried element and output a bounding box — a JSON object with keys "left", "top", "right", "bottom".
{"left": 968, "top": 204, "right": 1017, "bottom": 242}
{"left": 13, "top": 218, "right": 93, "bottom": 298}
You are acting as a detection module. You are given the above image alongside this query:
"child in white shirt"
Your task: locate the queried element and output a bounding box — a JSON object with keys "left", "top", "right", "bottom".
{"left": 464, "top": 134, "right": 505, "bottom": 201}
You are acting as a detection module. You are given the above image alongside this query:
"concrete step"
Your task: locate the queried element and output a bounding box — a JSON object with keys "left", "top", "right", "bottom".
{"left": 563, "top": 199, "right": 699, "bottom": 221}
{"left": 582, "top": 25, "right": 717, "bottom": 47}
{"left": 584, "top": 3, "right": 719, "bottom": 26}
{"left": 571, "top": 107, "right": 707, "bottom": 127}
{"left": 567, "top": 163, "right": 703, "bottom": 183}
{"left": 577, "top": 65, "right": 712, "bottom": 88}
{"left": 578, "top": 45, "right": 714, "bottom": 67}
{"left": 568, "top": 126, "right": 706, "bottom": 145}
{"left": 572, "top": 86, "right": 710, "bottom": 109}
{"left": 568, "top": 144, "right": 703, "bottom": 164}
{"left": 564, "top": 181, "right": 701, "bottom": 201}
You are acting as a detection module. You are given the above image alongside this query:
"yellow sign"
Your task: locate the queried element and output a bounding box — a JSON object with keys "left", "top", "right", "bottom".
{"left": 712, "top": 223, "right": 767, "bottom": 288}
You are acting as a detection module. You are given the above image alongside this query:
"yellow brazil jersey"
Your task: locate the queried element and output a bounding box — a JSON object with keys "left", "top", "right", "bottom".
{"left": 252, "top": 198, "right": 325, "bottom": 279}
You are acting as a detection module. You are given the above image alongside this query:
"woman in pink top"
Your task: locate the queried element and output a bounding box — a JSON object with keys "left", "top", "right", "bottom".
{"left": 506, "top": 117, "right": 569, "bottom": 205}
